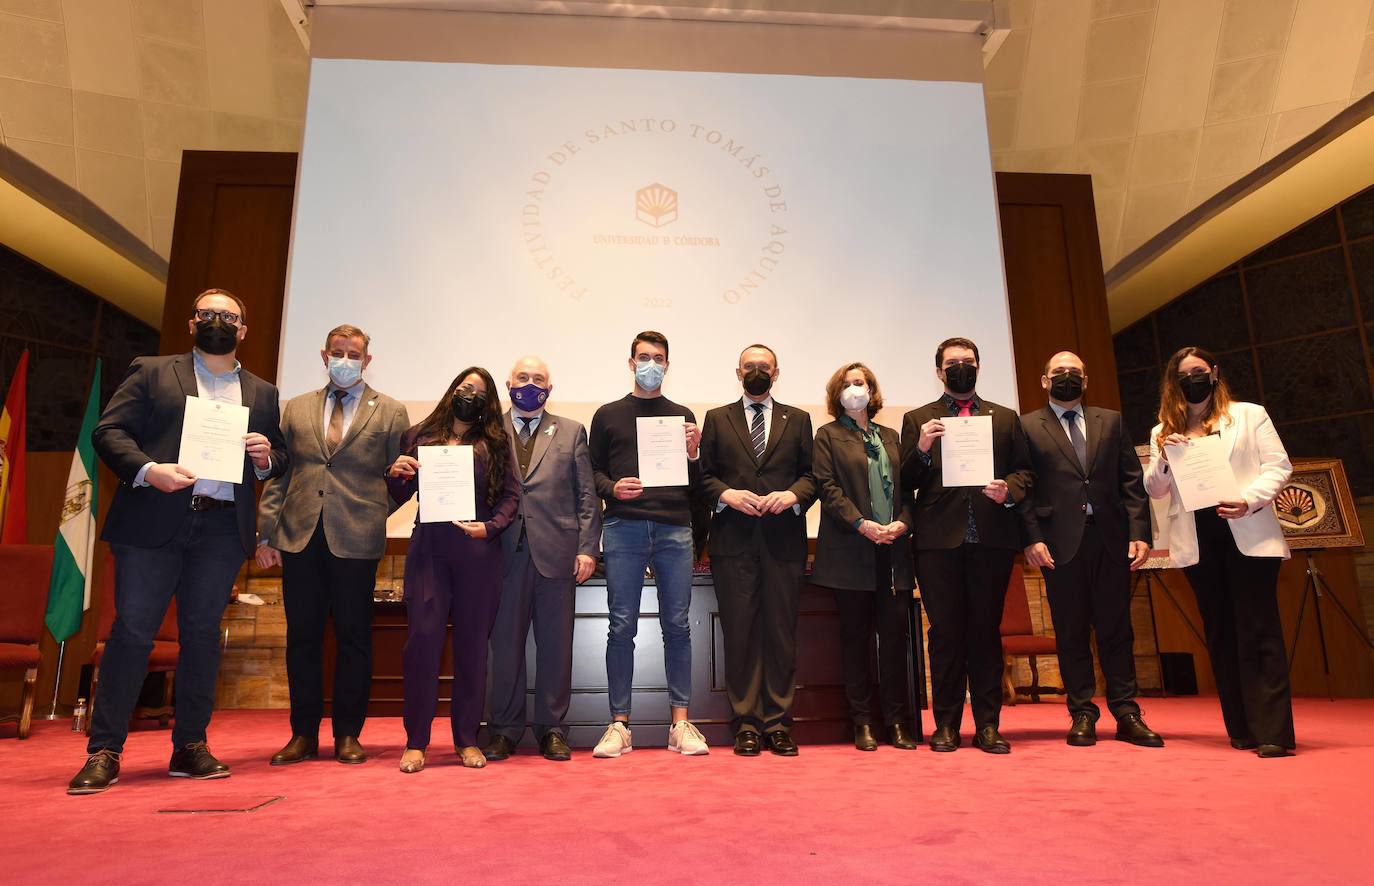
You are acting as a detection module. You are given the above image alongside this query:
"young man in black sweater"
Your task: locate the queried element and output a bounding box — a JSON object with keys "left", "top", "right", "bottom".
{"left": 588, "top": 330, "right": 708, "bottom": 757}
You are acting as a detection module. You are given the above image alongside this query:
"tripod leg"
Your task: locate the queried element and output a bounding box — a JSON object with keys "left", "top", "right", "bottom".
{"left": 1309, "top": 587, "right": 1334, "bottom": 700}
{"left": 1139, "top": 573, "right": 1167, "bottom": 698}
{"left": 1310, "top": 572, "right": 1374, "bottom": 655}
{"left": 1288, "top": 581, "right": 1312, "bottom": 675}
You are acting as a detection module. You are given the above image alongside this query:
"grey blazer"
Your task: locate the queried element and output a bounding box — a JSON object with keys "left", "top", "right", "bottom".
{"left": 502, "top": 410, "right": 601, "bottom": 580}
{"left": 258, "top": 384, "right": 410, "bottom": 560}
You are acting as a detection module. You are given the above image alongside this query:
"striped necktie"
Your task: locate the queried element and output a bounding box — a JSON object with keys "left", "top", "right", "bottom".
{"left": 749, "top": 403, "right": 766, "bottom": 459}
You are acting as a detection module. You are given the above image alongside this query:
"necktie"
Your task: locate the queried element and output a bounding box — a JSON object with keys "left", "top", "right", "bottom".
{"left": 954, "top": 398, "right": 975, "bottom": 417}
{"left": 749, "top": 403, "right": 766, "bottom": 459}
{"left": 518, "top": 417, "right": 534, "bottom": 443}
{"left": 1063, "top": 409, "right": 1087, "bottom": 472}
{"left": 325, "top": 389, "right": 348, "bottom": 455}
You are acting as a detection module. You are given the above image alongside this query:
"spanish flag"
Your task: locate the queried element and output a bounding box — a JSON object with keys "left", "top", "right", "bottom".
{"left": 0, "top": 349, "right": 30, "bottom": 544}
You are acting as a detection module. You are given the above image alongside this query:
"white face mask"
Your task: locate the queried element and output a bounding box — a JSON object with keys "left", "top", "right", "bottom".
{"left": 328, "top": 356, "right": 364, "bottom": 388}
{"left": 840, "top": 384, "right": 870, "bottom": 413}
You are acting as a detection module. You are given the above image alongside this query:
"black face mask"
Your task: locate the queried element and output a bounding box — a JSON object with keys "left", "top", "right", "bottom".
{"left": 194, "top": 319, "right": 238, "bottom": 356}
{"left": 1049, "top": 373, "right": 1084, "bottom": 403}
{"left": 1180, "top": 373, "right": 1214, "bottom": 405}
{"left": 451, "top": 392, "right": 486, "bottom": 423}
{"left": 742, "top": 367, "right": 772, "bottom": 397}
{"left": 944, "top": 362, "right": 977, "bottom": 396}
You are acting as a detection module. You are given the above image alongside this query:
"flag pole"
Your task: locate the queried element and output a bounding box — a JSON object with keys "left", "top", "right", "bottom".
{"left": 44, "top": 641, "right": 66, "bottom": 720}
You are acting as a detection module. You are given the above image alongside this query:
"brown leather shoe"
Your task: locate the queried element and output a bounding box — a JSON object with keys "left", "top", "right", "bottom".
{"left": 270, "top": 735, "right": 319, "bottom": 766}
{"left": 334, "top": 736, "right": 367, "bottom": 764}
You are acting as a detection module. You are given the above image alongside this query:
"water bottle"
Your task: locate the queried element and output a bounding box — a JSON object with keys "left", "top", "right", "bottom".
{"left": 72, "top": 697, "right": 87, "bottom": 733}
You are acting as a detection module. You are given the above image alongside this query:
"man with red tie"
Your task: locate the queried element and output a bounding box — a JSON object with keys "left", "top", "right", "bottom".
{"left": 899, "top": 337, "right": 1035, "bottom": 755}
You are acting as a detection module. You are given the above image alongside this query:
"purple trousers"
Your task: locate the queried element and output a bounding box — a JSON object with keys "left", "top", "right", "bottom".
{"left": 402, "top": 521, "right": 504, "bottom": 750}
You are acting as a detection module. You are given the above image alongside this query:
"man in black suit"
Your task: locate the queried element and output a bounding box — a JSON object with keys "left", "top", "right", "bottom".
{"left": 1020, "top": 351, "right": 1162, "bottom": 748}
{"left": 700, "top": 345, "right": 816, "bottom": 756}
{"left": 900, "top": 337, "right": 1034, "bottom": 754}
{"left": 68, "top": 289, "right": 288, "bottom": 795}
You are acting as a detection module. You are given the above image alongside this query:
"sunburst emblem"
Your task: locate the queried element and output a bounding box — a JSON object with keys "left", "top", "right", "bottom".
{"left": 1275, "top": 484, "right": 1320, "bottom": 527}
{"left": 635, "top": 183, "right": 679, "bottom": 228}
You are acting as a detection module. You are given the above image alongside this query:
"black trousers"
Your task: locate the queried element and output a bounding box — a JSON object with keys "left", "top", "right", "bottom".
{"left": 487, "top": 545, "right": 575, "bottom": 744}
{"left": 281, "top": 520, "right": 379, "bottom": 738}
{"left": 832, "top": 547, "right": 912, "bottom": 729}
{"left": 917, "top": 543, "right": 1016, "bottom": 732}
{"left": 1042, "top": 524, "right": 1141, "bottom": 722}
{"left": 713, "top": 532, "right": 805, "bottom": 735}
{"left": 89, "top": 508, "right": 241, "bottom": 753}
{"left": 1183, "top": 509, "right": 1295, "bottom": 748}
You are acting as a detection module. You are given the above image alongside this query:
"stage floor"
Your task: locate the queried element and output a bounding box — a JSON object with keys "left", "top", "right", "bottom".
{"left": 1, "top": 697, "right": 1369, "bottom": 884}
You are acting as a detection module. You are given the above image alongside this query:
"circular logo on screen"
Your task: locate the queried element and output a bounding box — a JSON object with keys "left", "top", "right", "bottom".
{"left": 519, "top": 118, "right": 791, "bottom": 308}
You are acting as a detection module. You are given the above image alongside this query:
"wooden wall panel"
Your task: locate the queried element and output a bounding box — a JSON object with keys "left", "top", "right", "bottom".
{"left": 157, "top": 151, "right": 298, "bottom": 383}
{"left": 997, "top": 172, "right": 1120, "bottom": 412}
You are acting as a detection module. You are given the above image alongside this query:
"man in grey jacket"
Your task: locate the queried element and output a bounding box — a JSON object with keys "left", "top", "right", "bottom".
{"left": 256, "top": 324, "right": 409, "bottom": 766}
{"left": 484, "top": 356, "right": 601, "bottom": 761}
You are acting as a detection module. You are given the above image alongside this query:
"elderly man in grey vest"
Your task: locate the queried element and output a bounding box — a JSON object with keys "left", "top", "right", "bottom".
{"left": 484, "top": 356, "right": 601, "bottom": 761}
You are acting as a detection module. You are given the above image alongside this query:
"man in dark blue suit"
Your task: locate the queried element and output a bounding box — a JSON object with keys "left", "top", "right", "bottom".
{"left": 68, "top": 289, "right": 288, "bottom": 795}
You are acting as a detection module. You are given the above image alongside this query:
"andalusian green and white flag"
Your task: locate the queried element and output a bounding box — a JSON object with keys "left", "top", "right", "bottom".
{"left": 46, "top": 360, "right": 100, "bottom": 642}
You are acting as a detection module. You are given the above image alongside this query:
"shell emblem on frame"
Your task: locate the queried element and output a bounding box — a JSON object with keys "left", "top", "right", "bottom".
{"left": 1275, "top": 484, "right": 1322, "bottom": 528}
{"left": 636, "top": 183, "right": 679, "bottom": 228}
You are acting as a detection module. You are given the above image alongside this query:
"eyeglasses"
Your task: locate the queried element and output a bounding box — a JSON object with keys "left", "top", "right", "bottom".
{"left": 1177, "top": 369, "right": 1211, "bottom": 381}
{"left": 1048, "top": 369, "right": 1084, "bottom": 379}
{"left": 195, "top": 308, "right": 240, "bottom": 325}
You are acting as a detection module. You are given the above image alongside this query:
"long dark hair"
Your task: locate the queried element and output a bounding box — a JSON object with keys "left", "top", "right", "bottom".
{"left": 1156, "top": 346, "right": 1234, "bottom": 446}
{"left": 411, "top": 366, "right": 508, "bottom": 507}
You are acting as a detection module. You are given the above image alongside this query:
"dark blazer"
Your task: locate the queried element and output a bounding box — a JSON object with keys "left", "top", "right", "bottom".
{"left": 501, "top": 411, "right": 601, "bottom": 579}
{"left": 899, "top": 397, "right": 1035, "bottom": 552}
{"left": 1020, "top": 404, "right": 1151, "bottom": 564}
{"left": 93, "top": 352, "right": 289, "bottom": 557}
{"left": 811, "top": 419, "right": 915, "bottom": 592}
{"left": 699, "top": 399, "right": 817, "bottom": 561}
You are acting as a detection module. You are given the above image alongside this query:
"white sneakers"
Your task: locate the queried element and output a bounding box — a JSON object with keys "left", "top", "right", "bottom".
{"left": 592, "top": 720, "right": 711, "bottom": 757}
{"left": 668, "top": 720, "right": 710, "bottom": 756}
{"left": 593, "top": 722, "right": 633, "bottom": 758}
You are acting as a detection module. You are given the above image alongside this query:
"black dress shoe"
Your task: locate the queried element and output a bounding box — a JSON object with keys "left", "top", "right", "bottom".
{"left": 765, "top": 731, "right": 799, "bottom": 756}
{"left": 270, "top": 735, "right": 319, "bottom": 765}
{"left": 168, "top": 742, "right": 230, "bottom": 779}
{"left": 928, "top": 725, "right": 960, "bottom": 752}
{"left": 1115, "top": 713, "right": 1164, "bottom": 748}
{"left": 483, "top": 734, "right": 515, "bottom": 761}
{"left": 973, "top": 725, "right": 1011, "bottom": 754}
{"left": 1066, "top": 713, "right": 1097, "bottom": 747}
{"left": 1230, "top": 737, "right": 1258, "bottom": 751}
{"left": 540, "top": 732, "right": 572, "bottom": 761}
{"left": 888, "top": 724, "right": 918, "bottom": 750}
{"left": 733, "top": 730, "right": 762, "bottom": 756}
{"left": 1257, "top": 744, "right": 1294, "bottom": 758}
{"left": 68, "top": 749, "right": 121, "bottom": 795}
{"left": 334, "top": 736, "right": 367, "bottom": 764}
{"left": 853, "top": 724, "right": 878, "bottom": 752}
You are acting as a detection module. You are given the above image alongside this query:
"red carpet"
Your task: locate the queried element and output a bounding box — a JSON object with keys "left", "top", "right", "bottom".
{"left": 1, "top": 697, "right": 1370, "bottom": 884}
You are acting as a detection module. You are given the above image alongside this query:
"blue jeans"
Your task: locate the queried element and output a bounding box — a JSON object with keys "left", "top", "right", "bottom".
{"left": 602, "top": 518, "right": 694, "bottom": 716}
{"left": 89, "top": 508, "right": 243, "bottom": 753}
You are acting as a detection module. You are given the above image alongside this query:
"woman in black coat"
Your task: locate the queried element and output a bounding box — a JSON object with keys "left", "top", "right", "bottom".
{"left": 811, "top": 362, "right": 917, "bottom": 751}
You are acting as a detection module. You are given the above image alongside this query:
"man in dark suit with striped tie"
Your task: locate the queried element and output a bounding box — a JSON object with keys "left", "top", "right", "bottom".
{"left": 1020, "top": 351, "right": 1162, "bottom": 748}
{"left": 699, "top": 345, "right": 816, "bottom": 756}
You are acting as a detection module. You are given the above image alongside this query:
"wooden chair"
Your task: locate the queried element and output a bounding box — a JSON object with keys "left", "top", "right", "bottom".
{"left": 0, "top": 544, "right": 55, "bottom": 739}
{"left": 999, "top": 566, "right": 1061, "bottom": 704}
{"left": 87, "top": 554, "right": 179, "bottom": 733}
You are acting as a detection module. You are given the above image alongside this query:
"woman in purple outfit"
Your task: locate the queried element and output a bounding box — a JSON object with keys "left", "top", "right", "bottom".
{"left": 387, "top": 366, "right": 519, "bottom": 773}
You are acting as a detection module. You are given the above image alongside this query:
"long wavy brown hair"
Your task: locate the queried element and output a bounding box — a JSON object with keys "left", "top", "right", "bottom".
{"left": 1156, "top": 346, "right": 1234, "bottom": 446}
{"left": 410, "top": 366, "right": 509, "bottom": 507}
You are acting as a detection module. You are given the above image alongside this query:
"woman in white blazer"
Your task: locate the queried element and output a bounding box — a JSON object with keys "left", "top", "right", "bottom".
{"left": 1143, "top": 347, "right": 1295, "bottom": 758}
